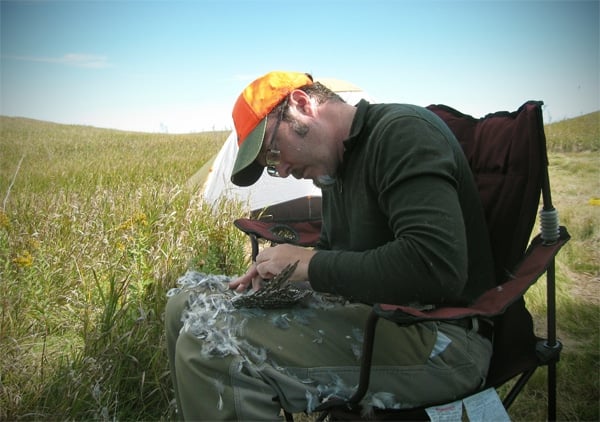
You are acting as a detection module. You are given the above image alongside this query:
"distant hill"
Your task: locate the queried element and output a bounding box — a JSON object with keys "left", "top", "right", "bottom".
{"left": 544, "top": 110, "right": 599, "bottom": 152}
{"left": 0, "top": 115, "right": 229, "bottom": 191}
{"left": 0, "top": 115, "right": 223, "bottom": 136}
{"left": 2, "top": 109, "right": 598, "bottom": 152}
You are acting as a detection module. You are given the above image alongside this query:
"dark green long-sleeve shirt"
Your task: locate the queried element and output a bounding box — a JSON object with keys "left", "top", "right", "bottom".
{"left": 308, "top": 100, "right": 494, "bottom": 306}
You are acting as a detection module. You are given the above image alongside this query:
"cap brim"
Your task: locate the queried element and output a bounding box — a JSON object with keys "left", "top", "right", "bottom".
{"left": 231, "top": 117, "right": 267, "bottom": 187}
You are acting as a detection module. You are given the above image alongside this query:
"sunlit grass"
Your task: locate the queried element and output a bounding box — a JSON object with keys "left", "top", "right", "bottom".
{"left": 1, "top": 117, "right": 248, "bottom": 420}
{"left": 1, "top": 114, "right": 598, "bottom": 420}
{"left": 544, "top": 110, "right": 599, "bottom": 152}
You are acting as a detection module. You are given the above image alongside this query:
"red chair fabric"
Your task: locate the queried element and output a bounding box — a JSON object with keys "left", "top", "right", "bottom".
{"left": 425, "top": 102, "right": 550, "bottom": 389}
{"left": 426, "top": 102, "right": 545, "bottom": 285}
{"left": 234, "top": 218, "right": 322, "bottom": 248}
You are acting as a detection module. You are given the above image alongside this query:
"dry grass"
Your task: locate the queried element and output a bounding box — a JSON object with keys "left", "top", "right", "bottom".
{"left": 544, "top": 110, "right": 599, "bottom": 152}
{"left": 0, "top": 113, "right": 598, "bottom": 421}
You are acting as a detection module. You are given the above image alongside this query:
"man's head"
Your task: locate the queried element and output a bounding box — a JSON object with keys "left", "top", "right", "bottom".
{"left": 230, "top": 71, "right": 314, "bottom": 187}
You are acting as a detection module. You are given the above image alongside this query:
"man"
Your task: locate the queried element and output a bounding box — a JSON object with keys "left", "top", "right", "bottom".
{"left": 166, "top": 71, "right": 495, "bottom": 420}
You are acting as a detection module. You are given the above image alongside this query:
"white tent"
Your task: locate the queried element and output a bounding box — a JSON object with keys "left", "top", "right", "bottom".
{"left": 193, "top": 79, "right": 371, "bottom": 218}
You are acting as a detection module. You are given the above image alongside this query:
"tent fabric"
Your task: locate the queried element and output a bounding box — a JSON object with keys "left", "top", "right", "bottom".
{"left": 199, "top": 79, "right": 371, "bottom": 213}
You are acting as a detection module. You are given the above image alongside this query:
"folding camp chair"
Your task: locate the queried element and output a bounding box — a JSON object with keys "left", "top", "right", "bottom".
{"left": 233, "top": 100, "right": 570, "bottom": 421}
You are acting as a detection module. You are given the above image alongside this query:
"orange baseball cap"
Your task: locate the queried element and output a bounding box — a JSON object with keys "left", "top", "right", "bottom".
{"left": 230, "top": 71, "right": 313, "bottom": 186}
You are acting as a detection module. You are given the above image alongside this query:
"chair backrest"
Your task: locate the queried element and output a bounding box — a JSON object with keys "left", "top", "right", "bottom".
{"left": 426, "top": 101, "right": 546, "bottom": 285}
{"left": 426, "top": 101, "right": 548, "bottom": 386}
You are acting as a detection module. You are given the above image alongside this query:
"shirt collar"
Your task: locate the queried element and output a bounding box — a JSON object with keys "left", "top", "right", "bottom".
{"left": 343, "top": 99, "right": 371, "bottom": 153}
{"left": 333, "top": 99, "right": 370, "bottom": 182}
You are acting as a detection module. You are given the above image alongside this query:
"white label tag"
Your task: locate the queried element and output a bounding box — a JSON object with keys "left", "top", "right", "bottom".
{"left": 425, "top": 388, "right": 511, "bottom": 421}
{"left": 425, "top": 400, "right": 463, "bottom": 421}
{"left": 463, "top": 387, "right": 511, "bottom": 422}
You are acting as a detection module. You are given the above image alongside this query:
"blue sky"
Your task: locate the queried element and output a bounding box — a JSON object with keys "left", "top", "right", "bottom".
{"left": 1, "top": 0, "right": 598, "bottom": 133}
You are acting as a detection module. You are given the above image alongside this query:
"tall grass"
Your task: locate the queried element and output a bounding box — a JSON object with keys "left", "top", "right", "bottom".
{"left": 544, "top": 110, "right": 599, "bottom": 152}
{"left": 496, "top": 112, "right": 600, "bottom": 420}
{"left": 1, "top": 113, "right": 598, "bottom": 421}
{"left": 0, "top": 117, "right": 248, "bottom": 420}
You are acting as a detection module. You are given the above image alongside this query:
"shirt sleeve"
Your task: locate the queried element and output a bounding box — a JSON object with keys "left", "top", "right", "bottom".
{"left": 308, "top": 113, "right": 469, "bottom": 306}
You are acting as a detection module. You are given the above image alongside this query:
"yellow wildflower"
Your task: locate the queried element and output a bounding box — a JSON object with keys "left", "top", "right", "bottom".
{"left": 0, "top": 211, "right": 10, "bottom": 230}
{"left": 118, "top": 212, "right": 148, "bottom": 231}
{"left": 28, "top": 238, "right": 41, "bottom": 250}
{"left": 13, "top": 250, "right": 33, "bottom": 268}
{"left": 134, "top": 212, "right": 148, "bottom": 226}
{"left": 119, "top": 219, "right": 134, "bottom": 231}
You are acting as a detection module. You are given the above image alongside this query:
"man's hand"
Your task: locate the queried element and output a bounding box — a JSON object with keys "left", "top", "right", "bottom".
{"left": 228, "top": 244, "right": 316, "bottom": 292}
{"left": 255, "top": 244, "right": 315, "bottom": 281}
{"left": 228, "top": 263, "right": 262, "bottom": 292}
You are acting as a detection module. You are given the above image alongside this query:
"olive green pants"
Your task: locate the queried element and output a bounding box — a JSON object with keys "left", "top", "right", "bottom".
{"left": 166, "top": 280, "right": 492, "bottom": 421}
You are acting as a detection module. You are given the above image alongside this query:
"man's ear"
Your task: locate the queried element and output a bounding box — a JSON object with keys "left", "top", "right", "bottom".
{"left": 288, "top": 90, "right": 316, "bottom": 116}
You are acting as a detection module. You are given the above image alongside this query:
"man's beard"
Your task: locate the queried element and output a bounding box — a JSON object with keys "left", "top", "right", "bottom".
{"left": 290, "top": 121, "right": 337, "bottom": 190}
{"left": 313, "top": 174, "right": 336, "bottom": 189}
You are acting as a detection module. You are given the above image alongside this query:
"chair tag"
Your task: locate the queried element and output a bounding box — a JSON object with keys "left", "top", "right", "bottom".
{"left": 425, "top": 388, "right": 510, "bottom": 421}
{"left": 463, "top": 388, "right": 510, "bottom": 421}
{"left": 425, "top": 400, "right": 462, "bottom": 421}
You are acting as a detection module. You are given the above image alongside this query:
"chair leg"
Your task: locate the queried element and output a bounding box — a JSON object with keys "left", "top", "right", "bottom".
{"left": 502, "top": 369, "right": 537, "bottom": 410}
{"left": 347, "top": 310, "right": 380, "bottom": 405}
{"left": 282, "top": 409, "right": 294, "bottom": 421}
{"left": 250, "top": 233, "right": 259, "bottom": 261}
{"left": 548, "top": 361, "right": 557, "bottom": 421}
{"left": 545, "top": 259, "right": 561, "bottom": 421}
{"left": 312, "top": 310, "right": 381, "bottom": 419}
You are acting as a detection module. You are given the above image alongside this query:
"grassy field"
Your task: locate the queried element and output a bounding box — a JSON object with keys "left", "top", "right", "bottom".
{"left": 0, "top": 111, "right": 598, "bottom": 421}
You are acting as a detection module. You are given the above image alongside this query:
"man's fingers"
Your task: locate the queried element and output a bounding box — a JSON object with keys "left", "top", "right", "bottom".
{"left": 255, "top": 261, "right": 276, "bottom": 280}
{"left": 251, "top": 276, "right": 264, "bottom": 291}
{"left": 229, "top": 264, "right": 258, "bottom": 291}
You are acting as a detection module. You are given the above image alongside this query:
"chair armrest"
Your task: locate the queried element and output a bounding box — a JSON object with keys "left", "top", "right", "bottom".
{"left": 233, "top": 218, "right": 321, "bottom": 247}
{"left": 374, "top": 227, "right": 570, "bottom": 324}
